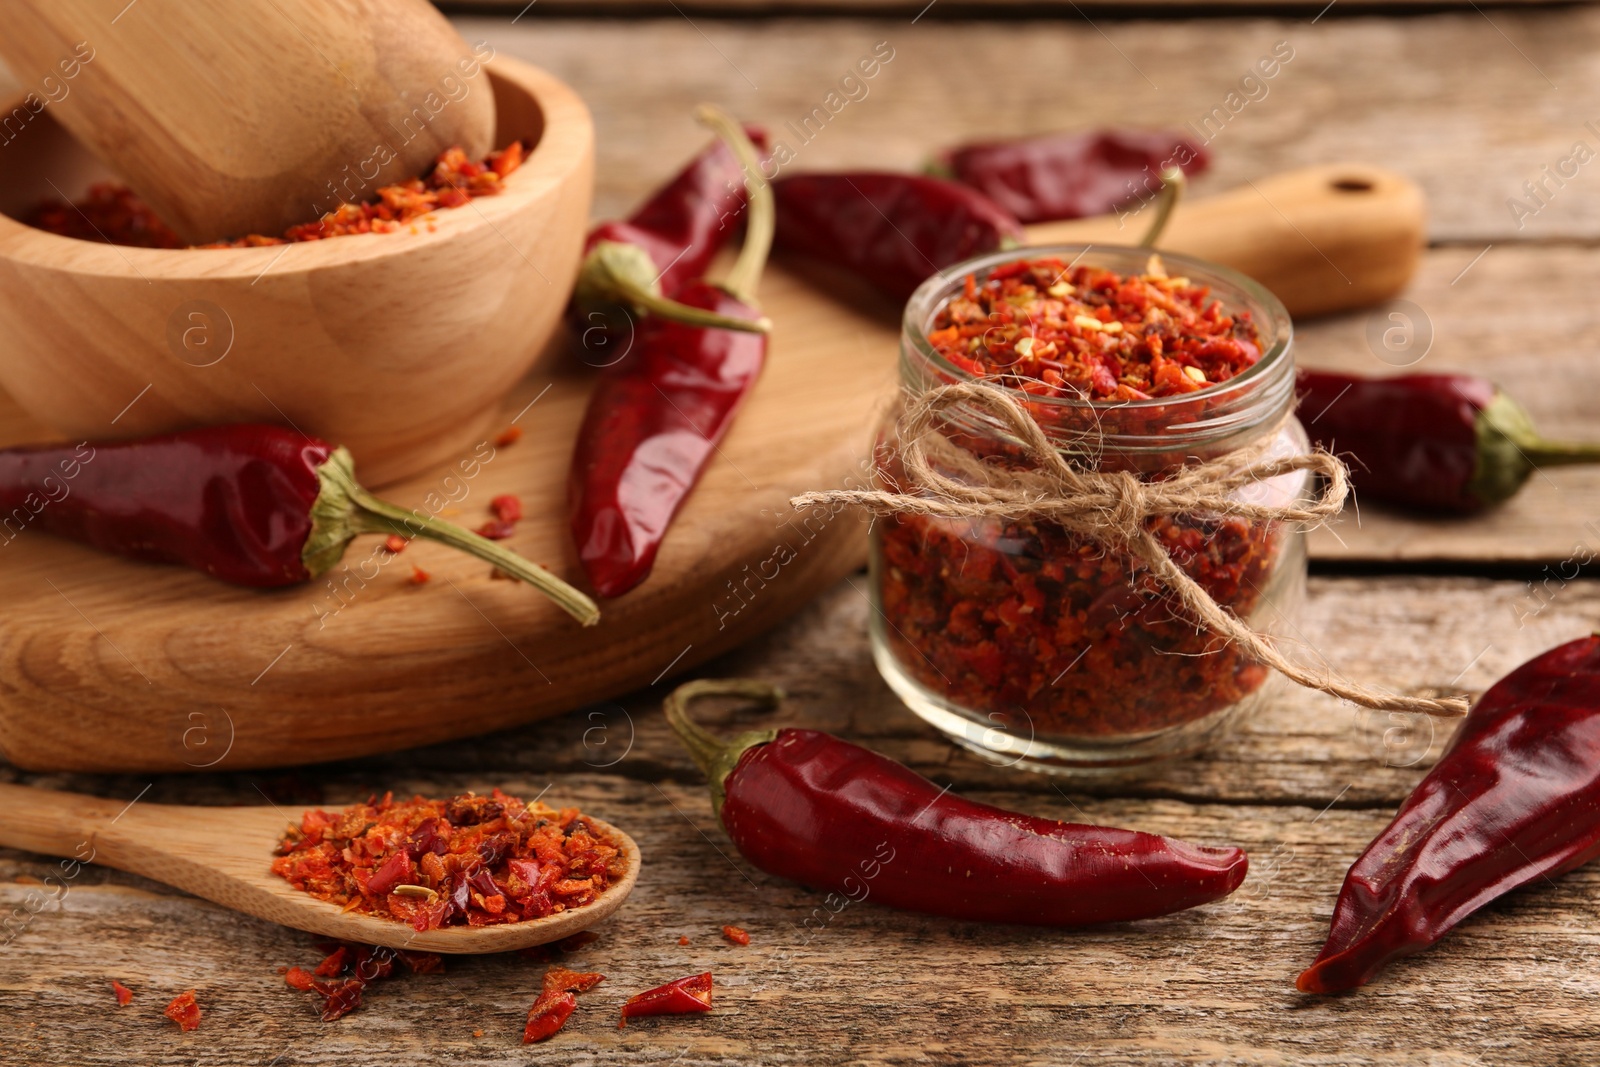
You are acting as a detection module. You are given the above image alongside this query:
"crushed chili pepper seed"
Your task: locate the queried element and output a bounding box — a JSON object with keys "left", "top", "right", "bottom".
{"left": 271, "top": 790, "right": 624, "bottom": 930}
{"left": 878, "top": 254, "right": 1283, "bottom": 740}
{"left": 408, "top": 565, "right": 432, "bottom": 586}
{"left": 111, "top": 980, "right": 133, "bottom": 1006}
{"left": 28, "top": 143, "right": 525, "bottom": 249}
{"left": 384, "top": 534, "right": 408, "bottom": 554}
{"left": 928, "top": 256, "right": 1260, "bottom": 401}
{"left": 721, "top": 925, "right": 750, "bottom": 946}
{"left": 491, "top": 494, "right": 524, "bottom": 524}
{"left": 494, "top": 426, "right": 523, "bottom": 447}
{"left": 163, "top": 990, "right": 201, "bottom": 1032}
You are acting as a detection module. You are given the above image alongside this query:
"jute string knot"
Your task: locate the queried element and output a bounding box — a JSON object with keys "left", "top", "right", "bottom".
{"left": 792, "top": 381, "right": 1468, "bottom": 719}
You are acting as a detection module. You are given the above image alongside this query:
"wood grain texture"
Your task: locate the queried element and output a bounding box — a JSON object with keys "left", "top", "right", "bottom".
{"left": 0, "top": 0, "right": 495, "bottom": 243}
{"left": 0, "top": 57, "right": 593, "bottom": 488}
{"left": 5, "top": 574, "right": 1600, "bottom": 1065}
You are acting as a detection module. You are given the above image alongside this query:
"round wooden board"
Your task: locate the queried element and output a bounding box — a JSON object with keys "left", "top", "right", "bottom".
{"left": 0, "top": 163, "right": 1422, "bottom": 772}
{"left": 0, "top": 255, "right": 898, "bottom": 773}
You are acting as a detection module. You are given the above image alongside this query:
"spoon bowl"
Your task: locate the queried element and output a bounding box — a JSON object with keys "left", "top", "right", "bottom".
{"left": 0, "top": 783, "right": 639, "bottom": 953}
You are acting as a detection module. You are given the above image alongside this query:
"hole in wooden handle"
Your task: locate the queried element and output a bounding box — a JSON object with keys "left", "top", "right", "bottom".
{"left": 1331, "top": 177, "right": 1376, "bottom": 193}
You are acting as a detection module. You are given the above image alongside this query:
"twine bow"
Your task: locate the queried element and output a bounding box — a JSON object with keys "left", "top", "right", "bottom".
{"left": 792, "top": 381, "right": 1468, "bottom": 719}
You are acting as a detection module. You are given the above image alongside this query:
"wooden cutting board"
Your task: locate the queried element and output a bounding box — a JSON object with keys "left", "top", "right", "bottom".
{"left": 0, "top": 163, "right": 1422, "bottom": 772}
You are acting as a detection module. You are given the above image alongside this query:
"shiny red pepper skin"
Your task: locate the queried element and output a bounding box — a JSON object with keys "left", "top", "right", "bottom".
{"left": 772, "top": 172, "right": 1026, "bottom": 302}
{"left": 619, "top": 973, "right": 712, "bottom": 1023}
{"left": 581, "top": 126, "right": 770, "bottom": 297}
{"left": 568, "top": 283, "right": 766, "bottom": 598}
{"left": 0, "top": 426, "right": 327, "bottom": 586}
{"left": 1298, "top": 636, "right": 1600, "bottom": 994}
{"left": 1296, "top": 369, "right": 1492, "bottom": 512}
{"left": 934, "top": 128, "right": 1211, "bottom": 224}
{"left": 719, "top": 728, "right": 1247, "bottom": 925}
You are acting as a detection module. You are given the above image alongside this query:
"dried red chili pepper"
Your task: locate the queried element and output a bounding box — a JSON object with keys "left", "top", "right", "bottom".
{"left": 283, "top": 967, "right": 316, "bottom": 992}
{"left": 1297, "top": 369, "right": 1600, "bottom": 513}
{"left": 163, "top": 990, "right": 201, "bottom": 1031}
{"left": 931, "top": 129, "right": 1209, "bottom": 224}
{"left": 665, "top": 681, "right": 1249, "bottom": 924}
{"left": 0, "top": 427, "right": 597, "bottom": 624}
{"left": 491, "top": 494, "right": 523, "bottom": 523}
{"left": 619, "top": 972, "right": 713, "bottom": 1025}
{"left": 772, "top": 172, "right": 1025, "bottom": 303}
{"left": 543, "top": 965, "right": 606, "bottom": 994}
{"left": 721, "top": 924, "right": 749, "bottom": 945}
{"left": 524, "top": 990, "right": 578, "bottom": 1042}
{"left": 111, "top": 979, "right": 134, "bottom": 1006}
{"left": 571, "top": 125, "right": 773, "bottom": 351}
{"left": 569, "top": 108, "right": 774, "bottom": 598}
{"left": 1299, "top": 635, "right": 1600, "bottom": 993}
{"left": 271, "top": 790, "right": 624, "bottom": 930}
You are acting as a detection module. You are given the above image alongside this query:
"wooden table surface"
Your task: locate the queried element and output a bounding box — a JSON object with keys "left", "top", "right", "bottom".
{"left": 6, "top": 10, "right": 1600, "bottom": 1066}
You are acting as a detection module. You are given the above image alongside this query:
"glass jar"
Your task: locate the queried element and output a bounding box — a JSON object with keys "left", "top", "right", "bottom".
{"left": 868, "top": 245, "right": 1308, "bottom": 773}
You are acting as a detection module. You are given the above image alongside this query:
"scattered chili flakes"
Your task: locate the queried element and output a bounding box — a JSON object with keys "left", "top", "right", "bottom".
{"left": 384, "top": 534, "right": 408, "bottom": 554}
{"left": 163, "top": 990, "right": 201, "bottom": 1032}
{"left": 544, "top": 966, "right": 606, "bottom": 995}
{"left": 721, "top": 925, "right": 750, "bottom": 946}
{"left": 677, "top": 935, "right": 691, "bottom": 946}
{"left": 28, "top": 142, "right": 525, "bottom": 249}
{"left": 476, "top": 519, "right": 516, "bottom": 541}
{"left": 408, "top": 565, "right": 432, "bottom": 586}
{"left": 270, "top": 790, "right": 624, "bottom": 931}
{"left": 523, "top": 990, "right": 577, "bottom": 1043}
{"left": 928, "top": 255, "right": 1260, "bottom": 401}
{"left": 280, "top": 941, "right": 445, "bottom": 1022}
{"left": 283, "top": 967, "right": 316, "bottom": 992}
{"left": 494, "top": 426, "right": 523, "bottom": 447}
{"left": 490, "top": 494, "right": 523, "bottom": 524}
{"left": 473, "top": 1029, "right": 485, "bottom": 1038}
{"left": 619, "top": 973, "right": 713, "bottom": 1027}
{"left": 111, "top": 980, "right": 133, "bottom": 1006}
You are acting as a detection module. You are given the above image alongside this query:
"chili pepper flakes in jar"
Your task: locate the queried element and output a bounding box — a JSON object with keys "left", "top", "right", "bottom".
{"left": 870, "top": 246, "right": 1308, "bottom": 772}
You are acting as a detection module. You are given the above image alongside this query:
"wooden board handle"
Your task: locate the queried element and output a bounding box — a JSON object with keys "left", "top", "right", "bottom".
{"left": 0, "top": 782, "right": 123, "bottom": 861}
{"left": 1025, "top": 163, "right": 1426, "bottom": 319}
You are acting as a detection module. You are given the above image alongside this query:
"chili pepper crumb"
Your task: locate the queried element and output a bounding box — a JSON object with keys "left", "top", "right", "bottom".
{"left": 407, "top": 565, "right": 431, "bottom": 586}
{"left": 490, "top": 494, "right": 524, "bottom": 524}
{"left": 477, "top": 519, "right": 516, "bottom": 541}
{"left": 270, "top": 790, "right": 624, "bottom": 930}
{"left": 677, "top": 935, "right": 690, "bottom": 946}
{"left": 383, "top": 534, "right": 407, "bottom": 554}
{"left": 111, "top": 979, "right": 133, "bottom": 1006}
{"left": 163, "top": 990, "right": 201, "bottom": 1032}
{"left": 279, "top": 941, "right": 446, "bottom": 1022}
{"left": 494, "top": 426, "right": 523, "bottom": 447}
{"left": 28, "top": 143, "right": 526, "bottom": 248}
{"left": 721, "top": 925, "right": 750, "bottom": 946}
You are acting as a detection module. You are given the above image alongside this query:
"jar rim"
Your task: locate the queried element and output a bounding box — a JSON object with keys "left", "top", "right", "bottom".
{"left": 900, "top": 243, "right": 1294, "bottom": 415}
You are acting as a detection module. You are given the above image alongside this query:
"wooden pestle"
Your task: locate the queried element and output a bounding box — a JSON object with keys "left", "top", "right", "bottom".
{"left": 0, "top": 0, "right": 497, "bottom": 243}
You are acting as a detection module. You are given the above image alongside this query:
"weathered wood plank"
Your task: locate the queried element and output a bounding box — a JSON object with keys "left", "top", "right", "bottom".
{"left": 5, "top": 575, "right": 1600, "bottom": 1064}
{"left": 461, "top": 12, "right": 1600, "bottom": 242}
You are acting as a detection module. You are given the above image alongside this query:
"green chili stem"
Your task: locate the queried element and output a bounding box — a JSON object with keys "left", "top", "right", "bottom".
{"left": 662, "top": 678, "right": 784, "bottom": 776}
{"left": 1516, "top": 438, "right": 1600, "bottom": 467}
{"left": 696, "top": 105, "right": 774, "bottom": 307}
{"left": 603, "top": 258, "right": 772, "bottom": 334}
{"left": 1139, "top": 166, "right": 1185, "bottom": 249}
{"left": 308, "top": 447, "right": 600, "bottom": 627}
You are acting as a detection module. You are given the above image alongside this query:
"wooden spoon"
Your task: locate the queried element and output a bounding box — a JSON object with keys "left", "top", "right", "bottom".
{"left": 0, "top": 0, "right": 496, "bottom": 243}
{"left": 0, "top": 783, "right": 640, "bottom": 954}
{"left": 1025, "top": 162, "right": 1425, "bottom": 319}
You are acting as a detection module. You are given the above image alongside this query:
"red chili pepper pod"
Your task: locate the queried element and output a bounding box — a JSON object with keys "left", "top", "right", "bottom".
{"left": 570, "top": 126, "right": 774, "bottom": 355}
{"left": 568, "top": 107, "right": 774, "bottom": 599}
{"left": 0, "top": 426, "right": 598, "bottom": 624}
{"left": 1298, "top": 635, "right": 1600, "bottom": 994}
{"left": 664, "top": 681, "right": 1249, "bottom": 926}
{"left": 772, "top": 172, "right": 1026, "bottom": 303}
{"left": 1296, "top": 369, "right": 1600, "bottom": 513}
{"left": 619, "top": 972, "right": 713, "bottom": 1025}
{"left": 930, "top": 128, "right": 1210, "bottom": 224}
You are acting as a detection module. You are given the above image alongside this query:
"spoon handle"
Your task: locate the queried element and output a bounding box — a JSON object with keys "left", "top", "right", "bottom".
{"left": 0, "top": 782, "right": 127, "bottom": 860}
